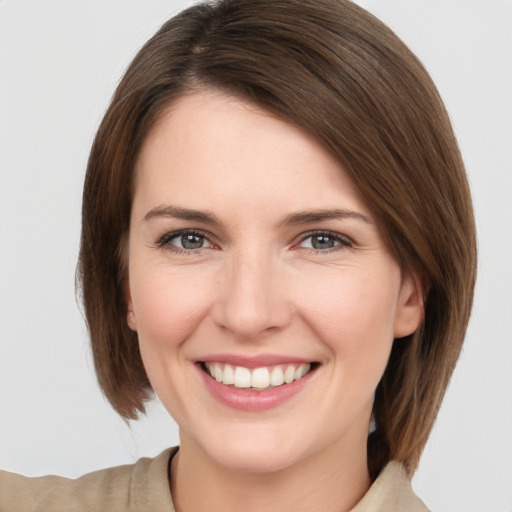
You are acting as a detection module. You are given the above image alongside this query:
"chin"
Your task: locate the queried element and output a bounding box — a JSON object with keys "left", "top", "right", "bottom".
{"left": 187, "top": 417, "right": 331, "bottom": 476}
{"left": 206, "top": 439, "right": 303, "bottom": 474}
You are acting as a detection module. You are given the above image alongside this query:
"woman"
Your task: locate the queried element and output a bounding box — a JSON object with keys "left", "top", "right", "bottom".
{"left": 0, "top": 0, "right": 476, "bottom": 510}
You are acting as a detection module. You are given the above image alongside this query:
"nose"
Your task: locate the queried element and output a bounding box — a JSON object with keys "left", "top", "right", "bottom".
{"left": 211, "top": 247, "right": 292, "bottom": 340}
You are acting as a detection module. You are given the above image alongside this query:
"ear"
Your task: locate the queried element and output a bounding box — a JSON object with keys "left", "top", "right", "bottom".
{"left": 124, "top": 279, "right": 137, "bottom": 332}
{"left": 393, "top": 271, "right": 426, "bottom": 339}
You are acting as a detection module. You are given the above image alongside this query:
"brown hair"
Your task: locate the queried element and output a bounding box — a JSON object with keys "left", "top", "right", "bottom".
{"left": 78, "top": 0, "right": 477, "bottom": 478}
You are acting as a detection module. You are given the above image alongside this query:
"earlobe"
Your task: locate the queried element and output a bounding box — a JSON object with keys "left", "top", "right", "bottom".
{"left": 393, "top": 272, "right": 426, "bottom": 339}
{"left": 127, "top": 310, "right": 137, "bottom": 331}
{"left": 124, "top": 279, "right": 137, "bottom": 332}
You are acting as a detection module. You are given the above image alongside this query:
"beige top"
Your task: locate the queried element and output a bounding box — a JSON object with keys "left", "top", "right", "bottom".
{"left": 0, "top": 447, "right": 430, "bottom": 511}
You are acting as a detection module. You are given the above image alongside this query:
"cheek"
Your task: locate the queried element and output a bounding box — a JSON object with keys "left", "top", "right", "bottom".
{"left": 128, "top": 264, "right": 216, "bottom": 415}
{"left": 129, "top": 264, "right": 213, "bottom": 351}
{"left": 296, "top": 265, "right": 400, "bottom": 372}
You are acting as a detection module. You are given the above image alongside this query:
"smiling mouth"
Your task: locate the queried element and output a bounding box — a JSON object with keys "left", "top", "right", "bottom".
{"left": 200, "top": 362, "right": 318, "bottom": 391}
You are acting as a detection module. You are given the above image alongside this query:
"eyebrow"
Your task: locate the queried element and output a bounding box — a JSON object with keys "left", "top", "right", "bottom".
{"left": 280, "top": 209, "right": 371, "bottom": 225}
{"left": 143, "top": 205, "right": 371, "bottom": 226}
{"left": 143, "top": 205, "right": 220, "bottom": 225}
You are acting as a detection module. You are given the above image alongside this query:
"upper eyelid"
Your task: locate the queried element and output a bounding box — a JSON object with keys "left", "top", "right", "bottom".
{"left": 295, "top": 230, "right": 353, "bottom": 245}
{"left": 156, "top": 228, "right": 213, "bottom": 247}
{"left": 155, "top": 228, "right": 353, "bottom": 249}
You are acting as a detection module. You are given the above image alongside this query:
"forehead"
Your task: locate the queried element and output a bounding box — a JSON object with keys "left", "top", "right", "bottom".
{"left": 133, "top": 89, "right": 370, "bottom": 220}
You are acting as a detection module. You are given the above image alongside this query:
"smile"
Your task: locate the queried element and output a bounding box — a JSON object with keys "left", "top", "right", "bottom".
{"left": 196, "top": 356, "right": 319, "bottom": 411}
{"left": 203, "top": 362, "right": 313, "bottom": 390}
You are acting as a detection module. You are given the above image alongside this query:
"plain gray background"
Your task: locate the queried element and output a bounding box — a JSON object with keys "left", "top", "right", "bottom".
{"left": 1, "top": 1, "right": 511, "bottom": 511}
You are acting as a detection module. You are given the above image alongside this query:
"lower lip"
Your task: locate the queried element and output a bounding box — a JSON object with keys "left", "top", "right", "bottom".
{"left": 197, "top": 364, "right": 315, "bottom": 412}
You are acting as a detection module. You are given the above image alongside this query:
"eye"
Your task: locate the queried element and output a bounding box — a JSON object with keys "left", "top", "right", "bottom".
{"left": 176, "top": 232, "right": 206, "bottom": 250}
{"left": 298, "top": 232, "right": 351, "bottom": 251}
{"left": 157, "top": 230, "right": 213, "bottom": 252}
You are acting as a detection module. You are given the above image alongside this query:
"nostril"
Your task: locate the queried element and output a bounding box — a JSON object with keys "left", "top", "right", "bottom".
{"left": 211, "top": 301, "right": 293, "bottom": 340}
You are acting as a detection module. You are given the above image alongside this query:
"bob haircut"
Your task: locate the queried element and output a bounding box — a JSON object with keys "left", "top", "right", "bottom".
{"left": 78, "top": 0, "right": 477, "bottom": 479}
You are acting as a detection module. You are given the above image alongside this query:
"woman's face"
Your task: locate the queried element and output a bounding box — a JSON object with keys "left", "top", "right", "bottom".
{"left": 126, "top": 89, "right": 422, "bottom": 474}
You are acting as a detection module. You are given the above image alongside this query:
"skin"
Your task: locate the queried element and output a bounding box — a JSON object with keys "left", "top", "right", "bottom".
{"left": 126, "top": 89, "right": 423, "bottom": 512}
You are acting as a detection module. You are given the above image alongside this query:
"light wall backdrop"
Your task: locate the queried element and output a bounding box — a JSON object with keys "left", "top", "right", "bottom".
{"left": 1, "top": 1, "right": 511, "bottom": 511}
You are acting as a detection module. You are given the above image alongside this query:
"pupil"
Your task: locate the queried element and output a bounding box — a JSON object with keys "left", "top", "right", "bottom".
{"left": 181, "top": 234, "right": 203, "bottom": 249}
{"left": 312, "top": 235, "right": 334, "bottom": 249}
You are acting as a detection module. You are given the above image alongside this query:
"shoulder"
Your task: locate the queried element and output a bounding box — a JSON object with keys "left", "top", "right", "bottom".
{"left": 0, "top": 448, "right": 176, "bottom": 512}
{"left": 350, "top": 461, "right": 431, "bottom": 512}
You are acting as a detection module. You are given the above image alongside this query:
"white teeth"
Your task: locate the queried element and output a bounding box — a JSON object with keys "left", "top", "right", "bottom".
{"left": 223, "top": 364, "right": 234, "bottom": 385}
{"left": 204, "top": 362, "right": 313, "bottom": 390}
{"left": 284, "top": 365, "right": 295, "bottom": 384}
{"left": 270, "top": 366, "right": 285, "bottom": 386}
{"left": 251, "top": 367, "right": 270, "bottom": 389}
{"left": 214, "top": 363, "right": 223, "bottom": 382}
{"left": 233, "top": 366, "right": 252, "bottom": 388}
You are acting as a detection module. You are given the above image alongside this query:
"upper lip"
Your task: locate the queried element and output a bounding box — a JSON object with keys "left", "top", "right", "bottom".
{"left": 197, "top": 353, "right": 315, "bottom": 368}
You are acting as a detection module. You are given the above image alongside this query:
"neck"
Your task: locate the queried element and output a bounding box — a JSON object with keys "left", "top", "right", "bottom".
{"left": 170, "top": 434, "right": 370, "bottom": 512}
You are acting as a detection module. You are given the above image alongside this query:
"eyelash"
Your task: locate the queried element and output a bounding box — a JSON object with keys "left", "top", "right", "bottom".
{"left": 155, "top": 229, "right": 213, "bottom": 255}
{"left": 296, "top": 231, "right": 353, "bottom": 253}
{"left": 155, "top": 229, "right": 353, "bottom": 255}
